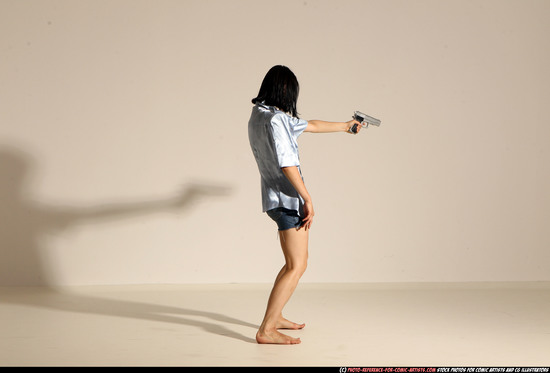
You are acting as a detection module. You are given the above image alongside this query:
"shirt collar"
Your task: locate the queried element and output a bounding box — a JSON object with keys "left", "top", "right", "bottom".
{"left": 257, "top": 102, "right": 283, "bottom": 114}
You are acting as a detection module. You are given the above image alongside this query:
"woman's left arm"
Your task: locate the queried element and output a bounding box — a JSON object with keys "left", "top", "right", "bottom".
{"left": 304, "top": 119, "right": 363, "bottom": 134}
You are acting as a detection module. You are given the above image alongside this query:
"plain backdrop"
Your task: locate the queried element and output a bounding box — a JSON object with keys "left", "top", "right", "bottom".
{"left": 1, "top": 0, "right": 549, "bottom": 286}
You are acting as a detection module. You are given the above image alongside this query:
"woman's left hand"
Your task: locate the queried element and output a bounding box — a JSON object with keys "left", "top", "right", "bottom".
{"left": 299, "top": 199, "right": 314, "bottom": 231}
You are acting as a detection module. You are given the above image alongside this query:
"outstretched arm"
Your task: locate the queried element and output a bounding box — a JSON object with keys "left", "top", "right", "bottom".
{"left": 304, "top": 119, "right": 362, "bottom": 134}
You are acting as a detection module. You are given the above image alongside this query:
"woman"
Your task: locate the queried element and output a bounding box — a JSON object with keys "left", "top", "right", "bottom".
{"left": 248, "top": 65, "right": 362, "bottom": 344}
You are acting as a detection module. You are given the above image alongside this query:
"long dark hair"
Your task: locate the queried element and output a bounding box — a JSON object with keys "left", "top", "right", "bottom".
{"left": 251, "top": 65, "right": 300, "bottom": 118}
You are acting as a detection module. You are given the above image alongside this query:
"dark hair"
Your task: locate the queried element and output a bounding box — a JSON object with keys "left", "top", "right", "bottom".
{"left": 251, "top": 65, "right": 300, "bottom": 118}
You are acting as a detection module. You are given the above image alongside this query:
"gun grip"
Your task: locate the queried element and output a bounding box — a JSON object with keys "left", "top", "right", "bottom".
{"left": 351, "top": 123, "right": 358, "bottom": 133}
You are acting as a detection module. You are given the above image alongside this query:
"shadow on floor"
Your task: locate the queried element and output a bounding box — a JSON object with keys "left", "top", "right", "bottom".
{"left": 0, "top": 145, "right": 256, "bottom": 343}
{"left": 1, "top": 287, "right": 258, "bottom": 344}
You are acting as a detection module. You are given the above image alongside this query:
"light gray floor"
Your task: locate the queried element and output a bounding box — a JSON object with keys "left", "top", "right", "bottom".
{"left": 1, "top": 282, "right": 549, "bottom": 366}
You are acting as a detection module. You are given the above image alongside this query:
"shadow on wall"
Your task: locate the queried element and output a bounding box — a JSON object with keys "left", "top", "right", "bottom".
{"left": 0, "top": 145, "right": 232, "bottom": 287}
{"left": 0, "top": 145, "right": 259, "bottom": 343}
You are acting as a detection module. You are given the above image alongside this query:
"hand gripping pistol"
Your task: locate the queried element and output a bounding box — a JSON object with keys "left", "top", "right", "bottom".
{"left": 349, "top": 110, "right": 381, "bottom": 134}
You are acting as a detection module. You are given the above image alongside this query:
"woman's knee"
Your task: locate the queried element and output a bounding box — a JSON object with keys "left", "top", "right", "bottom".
{"left": 280, "top": 228, "right": 308, "bottom": 276}
{"left": 299, "top": 259, "right": 308, "bottom": 275}
{"left": 288, "top": 258, "right": 307, "bottom": 277}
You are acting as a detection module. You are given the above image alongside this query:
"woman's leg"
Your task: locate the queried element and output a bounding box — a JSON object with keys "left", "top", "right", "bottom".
{"left": 271, "top": 265, "right": 306, "bottom": 330}
{"left": 256, "top": 227, "right": 309, "bottom": 344}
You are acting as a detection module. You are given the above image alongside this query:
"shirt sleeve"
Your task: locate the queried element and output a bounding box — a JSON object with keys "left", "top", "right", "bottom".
{"left": 270, "top": 113, "right": 305, "bottom": 168}
{"left": 288, "top": 116, "right": 308, "bottom": 138}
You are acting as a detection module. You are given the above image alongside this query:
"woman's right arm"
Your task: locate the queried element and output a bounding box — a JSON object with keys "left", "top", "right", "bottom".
{"left": 305, "top": 119, "right": 362, "bottom": 134}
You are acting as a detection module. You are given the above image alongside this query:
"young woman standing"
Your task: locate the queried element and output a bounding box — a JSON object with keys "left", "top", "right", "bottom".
{"left": 248, "top": 65, "right": 362, "bottom": 344}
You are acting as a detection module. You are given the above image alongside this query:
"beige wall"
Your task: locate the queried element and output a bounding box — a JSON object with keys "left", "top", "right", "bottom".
{"left": 1, "top": 0, "right": 549, "bottom": 286}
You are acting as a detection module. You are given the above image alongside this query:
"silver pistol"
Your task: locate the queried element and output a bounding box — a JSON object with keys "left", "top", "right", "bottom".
{"left": 350, "top": 110, "right": 381, "bottom": 133}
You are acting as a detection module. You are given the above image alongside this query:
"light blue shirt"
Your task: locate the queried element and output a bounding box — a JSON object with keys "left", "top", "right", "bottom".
{"left": 248, "top": 103, "right": 309, "bottom": 216}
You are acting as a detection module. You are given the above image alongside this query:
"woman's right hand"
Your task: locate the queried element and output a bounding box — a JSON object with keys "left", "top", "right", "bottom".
{"left": 301, "top": 199, "right": 314, "bottom": 231}
{"left": 346, "top": 119, "right": 363, "bottom": 134}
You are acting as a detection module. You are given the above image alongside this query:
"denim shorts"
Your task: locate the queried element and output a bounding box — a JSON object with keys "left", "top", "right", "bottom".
{"left": 266, "top": 207, "right": 303, "bottom": 231}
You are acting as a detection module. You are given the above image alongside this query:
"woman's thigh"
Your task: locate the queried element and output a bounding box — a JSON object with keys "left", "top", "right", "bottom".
{"left": 279, "top": 228, "right": 309, "bottom": 269}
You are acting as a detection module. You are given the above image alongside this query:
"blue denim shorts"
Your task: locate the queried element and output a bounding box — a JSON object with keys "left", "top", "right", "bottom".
{"left": 266, "top": 207, "right": 303, "bottom": 231}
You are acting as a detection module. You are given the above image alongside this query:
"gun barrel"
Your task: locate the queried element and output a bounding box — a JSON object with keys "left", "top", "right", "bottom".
{"left": 354, "top": 111, "right": 381, "bottom": 127}
{"left": 362, "top": 114, "right": 381, "bottom": 126}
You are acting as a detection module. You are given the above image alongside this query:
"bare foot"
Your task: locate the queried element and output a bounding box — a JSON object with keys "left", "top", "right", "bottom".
{"left": 277, "top": 317, "right": 305, "bottom": 330}
{"left": 256, "top": 328, "right": 301, "bottom": 344}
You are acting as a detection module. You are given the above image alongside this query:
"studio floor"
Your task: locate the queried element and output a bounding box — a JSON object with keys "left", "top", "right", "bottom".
{"left": 0, "top": 282, "right": 549, "bottom": 367}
